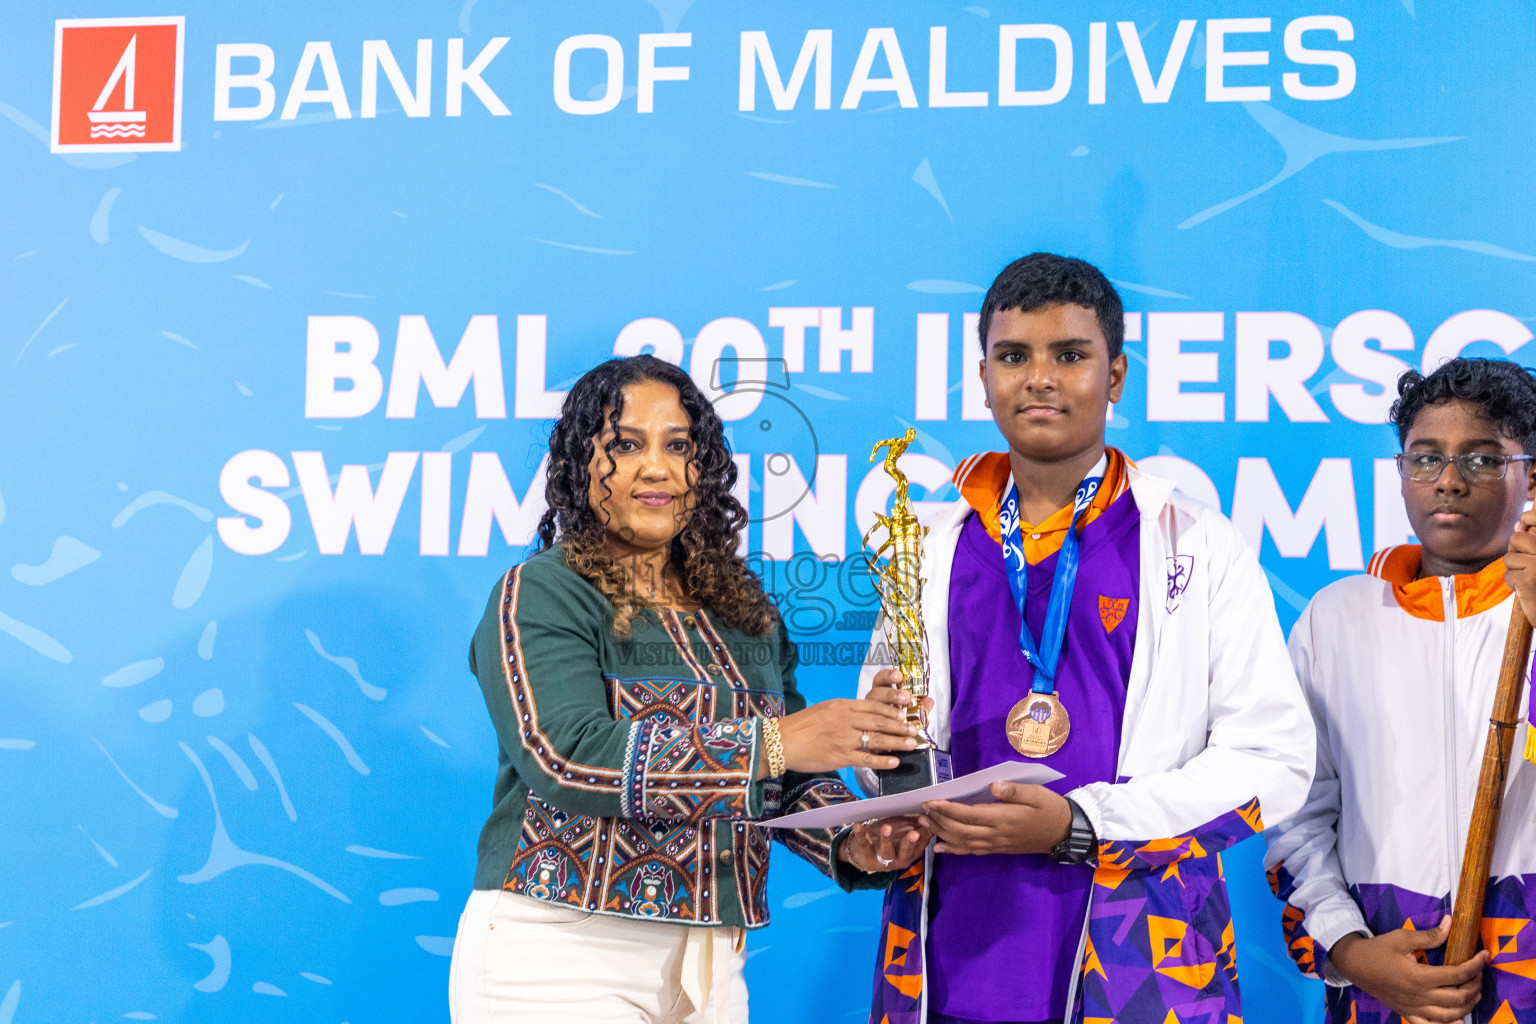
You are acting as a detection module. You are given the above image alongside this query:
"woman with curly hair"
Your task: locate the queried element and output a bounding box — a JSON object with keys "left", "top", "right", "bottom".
{"left": 450, "top": 354, "right": 927, "bottom": 1024}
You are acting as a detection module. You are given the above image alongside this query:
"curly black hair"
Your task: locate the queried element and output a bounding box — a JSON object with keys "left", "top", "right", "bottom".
{"left": 977, "top": 252, "right": 1124, "bottom": 358}
{"left": 1389, "top": 357, "right": 1536, "bottom": 454}
{"left": 535, "top": 354, "right": 777, "bottom": 637}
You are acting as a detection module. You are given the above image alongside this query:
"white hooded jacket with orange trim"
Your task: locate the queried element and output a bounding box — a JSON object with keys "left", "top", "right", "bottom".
{"left": 853, "top": 459, "right": 1317, "bottom": 1022}
{"left": 1262, "top": 545, "right": 1536, "bottom": 1003}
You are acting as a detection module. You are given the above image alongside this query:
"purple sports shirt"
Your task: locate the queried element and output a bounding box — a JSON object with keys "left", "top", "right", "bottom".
{"left": 926, "top": 491, "right": 1140, "bottom": 1023}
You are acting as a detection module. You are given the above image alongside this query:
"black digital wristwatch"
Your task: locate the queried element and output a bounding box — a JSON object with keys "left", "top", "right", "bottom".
{"left": 1049, "top": 797, "right": 1098, "bottom": 865}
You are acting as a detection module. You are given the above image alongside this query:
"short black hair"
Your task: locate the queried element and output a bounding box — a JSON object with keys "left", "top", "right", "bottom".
{"left": 1390, "top": 357, "right": 1536, "bottom": 455}
{"left": 977, "top": 253, "right": 1124, "bottom": 359}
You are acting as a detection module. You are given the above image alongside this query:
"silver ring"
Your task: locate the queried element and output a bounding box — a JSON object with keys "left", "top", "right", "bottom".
{"left": 860, "top": 732, "right": 870, "bottom": 751}
{"left": 875, "top": 854, "right": 894, "bottom": 867}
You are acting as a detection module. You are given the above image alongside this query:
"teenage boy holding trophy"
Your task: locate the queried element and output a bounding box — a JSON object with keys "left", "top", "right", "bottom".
{"left": 854, "top": 253, "right": 1315, "bottom": 1024}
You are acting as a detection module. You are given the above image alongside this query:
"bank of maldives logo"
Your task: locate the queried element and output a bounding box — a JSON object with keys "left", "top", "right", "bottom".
{"left": 51, "top": 17, "right": 184, "bottom": 153}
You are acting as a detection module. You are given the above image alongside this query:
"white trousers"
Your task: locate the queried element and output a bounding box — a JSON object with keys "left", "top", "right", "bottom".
{"left": 449, "top": 889, "right": 749, "bottom": 1024}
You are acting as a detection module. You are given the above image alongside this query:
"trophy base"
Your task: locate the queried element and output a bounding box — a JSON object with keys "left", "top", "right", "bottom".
{"left": 876, "top": 747, "right": 953, "bottom": 797}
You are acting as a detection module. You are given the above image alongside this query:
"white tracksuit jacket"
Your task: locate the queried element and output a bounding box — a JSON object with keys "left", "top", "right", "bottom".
{"left": 1263, "top": 545, "right": 1536, "bottom": 1024}
{"left": 857, "top": 461, "right": 1315, "bottom": 1024}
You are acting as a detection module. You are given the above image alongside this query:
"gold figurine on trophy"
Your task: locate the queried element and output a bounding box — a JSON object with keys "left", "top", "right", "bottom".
{"left": 862, "top": 429, "right": 952, "bottom": 795}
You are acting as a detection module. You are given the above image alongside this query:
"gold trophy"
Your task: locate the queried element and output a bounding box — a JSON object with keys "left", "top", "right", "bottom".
{"left": 862, "top": 429, "right": 952, "bottom": 795}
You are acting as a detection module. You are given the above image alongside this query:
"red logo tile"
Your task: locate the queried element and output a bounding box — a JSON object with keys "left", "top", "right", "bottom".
{"left": 51, "top": 17, "right": 184, "bottom": 153}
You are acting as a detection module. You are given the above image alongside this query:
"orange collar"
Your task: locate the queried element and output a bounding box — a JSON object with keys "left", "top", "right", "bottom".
{"left": 953, "top": 448, "right": 1131, "bottom": 564}
{"left": 1367, "top": 545, "right": 1511, "bottom": 622}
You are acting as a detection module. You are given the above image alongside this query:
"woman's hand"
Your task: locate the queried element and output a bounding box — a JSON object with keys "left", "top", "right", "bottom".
{"left": 1328, "top": 918, "right": 1486, "bottom": 1024}
{"left": 918, "top": 782, "right": 1073, "bottom": 856}
{"left": 838, "top": 817, "right": 932, "bottom": 875}
{"left": 777, "top": 680, "right": 919, "bottom": 773}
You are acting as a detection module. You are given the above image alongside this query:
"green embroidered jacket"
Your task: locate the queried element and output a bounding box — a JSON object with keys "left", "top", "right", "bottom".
{"left": 468, "top": 547, "right": 887, "bottom": 927}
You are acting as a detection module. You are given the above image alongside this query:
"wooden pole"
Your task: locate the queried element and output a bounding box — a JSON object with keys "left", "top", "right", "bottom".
{"left": 1445, "top": 600, "right": 1534, "bottom": 964}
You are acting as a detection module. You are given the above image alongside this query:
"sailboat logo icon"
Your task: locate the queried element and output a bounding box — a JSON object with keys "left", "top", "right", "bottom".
{"left": 88, "top": 36, "right": 148, "bottom": 139}
{"left": 52, "top": 17, "right": 184, "bottom": 154}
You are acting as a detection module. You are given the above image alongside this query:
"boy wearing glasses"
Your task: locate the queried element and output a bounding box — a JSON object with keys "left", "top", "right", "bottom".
{"left": 1265, "top": 357, "right": 1536, "bottom": 1024}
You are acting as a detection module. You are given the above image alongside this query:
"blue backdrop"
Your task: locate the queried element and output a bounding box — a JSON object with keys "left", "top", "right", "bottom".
{"left": 5, "top": 2, "right": 1536, "bottom": 1021}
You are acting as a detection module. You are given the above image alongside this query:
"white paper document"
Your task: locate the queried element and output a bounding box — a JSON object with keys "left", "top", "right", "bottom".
{"left": 758, "top": 760, "right": 1064, "bottom": 831}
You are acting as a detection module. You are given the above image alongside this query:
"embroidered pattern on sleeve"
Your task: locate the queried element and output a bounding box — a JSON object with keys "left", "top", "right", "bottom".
{"left": 776, "top": 777, "right": 857, "bottom": 877}
{"left": 609, "top": 674, "right": 715, "bottom": 819}
{"left": 631, "top": 717, "right": 758, "bottom": 821}
{"left": 499, "top": 567, "right": 623, "bottom": 793}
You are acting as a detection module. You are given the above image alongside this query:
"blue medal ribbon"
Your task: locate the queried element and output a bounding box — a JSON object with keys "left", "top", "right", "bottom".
{"left": 998, "top": 469, "right": 1103, "bottom": 695}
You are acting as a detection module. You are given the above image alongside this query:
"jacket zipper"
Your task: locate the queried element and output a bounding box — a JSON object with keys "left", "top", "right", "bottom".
{"left": 1442, "top": 579, "right": 1463, "bottom": 916}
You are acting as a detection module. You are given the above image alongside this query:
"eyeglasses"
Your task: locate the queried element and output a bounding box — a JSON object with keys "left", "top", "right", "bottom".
{"left": 1394, "top": 451, "right": 1535, "bottom": 484}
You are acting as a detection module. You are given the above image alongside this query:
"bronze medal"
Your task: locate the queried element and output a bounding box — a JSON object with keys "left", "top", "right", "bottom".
{"left": 1006, "top": 692, "right": 1071, "bottom": 758}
